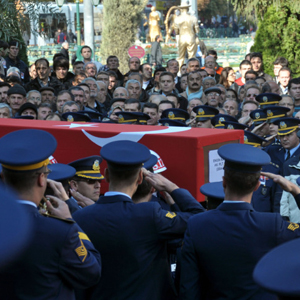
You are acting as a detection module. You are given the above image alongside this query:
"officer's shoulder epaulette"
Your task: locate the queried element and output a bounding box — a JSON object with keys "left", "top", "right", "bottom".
{"left": 270, "top": 162, "right": 279, "bottom": 169}
{"left": 41, "top": 213, "right": 75, "bottom": 223}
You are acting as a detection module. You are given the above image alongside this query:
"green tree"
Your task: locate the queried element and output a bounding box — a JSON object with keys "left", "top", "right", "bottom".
{"left": 100, "top": 0, "right": 147, "bottom": 73}
{"left": 198, "top": 0, "right": 235, "bottom": 21}
{"left": 231, "top": 0, "right": 300, "bottom": 77}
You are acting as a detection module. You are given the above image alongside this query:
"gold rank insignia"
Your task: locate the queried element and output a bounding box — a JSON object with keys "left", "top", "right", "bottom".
{"left": 255, "top": 112, "right": 260, "bottom": 119}
{"left": 67, "top": 115, "right": 74, "bottom": 122}
{"left": 165, "top": 212, "right": 177, "bottom": 219}
{"left": 198, "top": 108, "right": 204, "bottom": 115}
{"left": 118, "top": 114, "right": 124, "bottom": 122}
{"left": 287, "top": 222, "right": 299, "bottom": 231}
{"left": 168, "top": 111, "right": 175, "bottom": 119}
{"left": 75, "top": 240, "right": 87, "bottom": 262}
{"left": 92, "top": 160, "right": 100, "bottom": 171}
{"left": 280, "top": 121, "right": 287, "bottom": 129}
{"left": 267, "top": 110, "right": 273, "bottom": 117}
{"left": 219, "top": 117, "right": 225, "bottom": 122}
{"left": 244, "top": 136, "right": 248, "bottom": 143}
{"left": 263, "top": 96, "right": 268, "bottom": 102}
{"left": 227, "top": 124, "right": 234, "bottom": 129}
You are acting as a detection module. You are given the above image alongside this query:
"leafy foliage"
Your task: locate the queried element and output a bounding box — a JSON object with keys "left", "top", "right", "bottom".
{"left": 99, "top": 0, "right": 147, "bottom": 73}
{"left": 197, "top": 0, "right": 235, "bottom": 20}
{"left": 251, "top": 4, "right": 300, "bottom": 77}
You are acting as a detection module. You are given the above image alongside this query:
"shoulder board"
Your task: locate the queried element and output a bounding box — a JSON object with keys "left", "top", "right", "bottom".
{"left": 270, "top": 162, "right": 279, "bottom": 168}
{"left": 41, "top": 213, "right": 75, "bottom": 223}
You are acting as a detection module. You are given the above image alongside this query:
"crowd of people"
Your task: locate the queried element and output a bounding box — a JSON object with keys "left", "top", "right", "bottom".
{"left": 1, "top": 36, "right": 300, "bottom": 299}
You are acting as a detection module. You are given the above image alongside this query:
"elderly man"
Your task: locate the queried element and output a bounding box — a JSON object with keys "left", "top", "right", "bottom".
{"left": 223, "top": 99, "right": 239, "bottom": 117}
{"left": 40, "top": 87, "right": 56, "bottom": 105}
{"left": 7, "top": 84, "right": 27, "bottom": 116}
{"left": 84, "top": 62, "right": 97, "bottom": 78}
{"left": 0, "top": 103, "right": 12, "bottom": 118}
{"left": 27, "top": 90, "right": 41, "bottom": 106}
{"left": 113, "top": 87, "right": 129, "bottom": 99}
{"left": 56, "top": 90, "right": 73, "bottom": 114}
{"left": 126, "top": 79, "right": 142, "bottom": 100}
{"left": 82, "top": 77, "right": 106, "bottom": 114}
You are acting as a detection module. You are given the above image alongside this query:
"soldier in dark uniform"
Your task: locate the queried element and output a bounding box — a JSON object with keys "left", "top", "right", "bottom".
{"left": 267, "top": 117, "right": 300, "bottom": 172}
{"left": 244, "top": 131, "right": 282, "bottom": 212}
{"left": 0, "top": 129, "right": 101, "bottom": 300}
{"left": 180, "top": 143, "right": 300, "bottom": 300}
{"left": 73, "top": 140, "right": 204, "bottom": 300}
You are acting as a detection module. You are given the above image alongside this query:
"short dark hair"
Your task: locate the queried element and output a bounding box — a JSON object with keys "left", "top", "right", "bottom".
{"left": 53, "top": 57, "right": 69, "bottom": 71}
{"left": 207, "top": 49, "right": 217, "bottom": 57}
{"left": 250, "top": 52, "right": 263, "bottom": 61}
{"left": 245, "top": 70, "right": 258, "bottom": 78}
{"left": 159, "top": 99, "right": 175, "bottom": 108}
{"left": 239, "top": 60, "right": 252, "bottom": 68}
{"left": 159, "top": 71, "right": 174, "bottom": 81}
{"left": 3, "top": 166, "right": 45, "bottom": 194}
{"left": 73, "top": 61, "right": 84, "bottom": 67}
{"left": 0, "top": 40, "right": 8, "bottom": 50}
{"left": 35, "top": 58, "right": 49, "bottom": 68}
{"left": 107, "top": 164, "right": 141, "bottom": 187}
{"left": 224, "top": 168, "right": 260, "bottom": 197}
{"left": 288, "top": 78, "right": 300, "bottom": 90}
{"left": 107, "top": 55, "right": 118, "bottom": 64}
{"left": 278, "top": 67, "right": 292, "bottom": 76}
{"left": 0, "top": 82, "right": 11, "bottom": 89}
{"left": 255, "top": 76, "right": 266, "bottom": 82}
{"left": 166, "top": 59, "right": 178, "bottom": 68}
{"left": 273, "top": 57, "right": 289, "bottom": 67}
{"left": 57, "top": 90, "right": 74, "bottom": 101}
{"left": 52, "top": 53, "right": 65, "bottom": 62}
{"left": 142, "top": 102, "right": 158, "bottom": 112}
{"left": 124, "top": 98, "right": 141, "bottom": 110}
{"left": 81, "top": 45, "right": 92, "bottom": 53}
{"left": 132, "top": 177, "right": 152, "bottom": 202}
{"left": 140, "top": 63, "right": 151, "bottom": 73}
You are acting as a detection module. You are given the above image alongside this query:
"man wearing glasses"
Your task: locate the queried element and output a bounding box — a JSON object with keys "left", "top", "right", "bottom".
{"left": 69, "top": 156, "right": 104, "bottom": 202}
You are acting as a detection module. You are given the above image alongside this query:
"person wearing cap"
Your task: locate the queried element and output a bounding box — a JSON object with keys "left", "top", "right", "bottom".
{"left": 69, "top": 156, "right": 104, "bottom": 203}
{"left": 267, "top": 117, "right": 300, "bottom": 173}
{"left": 6, "top": 84, "right": 27, "bottom": 116}
{"left": 180, "top": 143, "right": 300, "bottom": 300}
{"left": 73, "top": 140, "right": 204, "bottom": 300}
{"left": 211, "top": 114, "right": 237, "bottom": 129}
{"left": 200, "top": 181, "right": 224, "bottom": 210}
{"left": 244, "top": 131, "right": 282, "bottom": 213}
{"left": 17, "top": 102, "right": 38, "bottom": 119}
{"left": 115, "top": 111, "right": 150, "bottom": 125}
{"left": 249, "top": 109, "right": 270, "bottom": 138}
{"left": 192, "top": 105, "right": 219, "bottom": 128}
{"left": 205, "top": 86, "right": 222, "bottom": 108}
{"left": 4, "top": 40, "right": 30, "bottom": 83}
{"left": 161, "top": 108, "right": 189, "bottom": 124}
{"left": 39, "top": 86, "right": 56, "bottom": 104}
{"left": 256, "top": 92, "right": 282, "bottom": 108}
{"left": 0, "top": 129, "right": 101, "bottom": 299}
{"left": 25, "top": 58, "right": 63, "bottom": 95}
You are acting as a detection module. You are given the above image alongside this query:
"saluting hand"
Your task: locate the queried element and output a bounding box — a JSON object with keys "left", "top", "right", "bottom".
{"left": 261, "top": 171, "right": 300, "bottom": 196}
{"left": 143, "top": 168, "right": 179, "bottom": 193}
{"left": 47, "top": 179, "right": 69, "bottom": 201}
{"left": 69, "top": 189, "right": 95, "bottom": 207}
{"left": 45, "top": 195, "right": 72, "bottom": 219}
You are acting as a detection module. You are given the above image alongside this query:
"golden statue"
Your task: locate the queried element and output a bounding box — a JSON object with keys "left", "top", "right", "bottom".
{"left": 149, "top": 6, "right": 162, "bottom": 43}
{"left": 164, "top": 9, "right": 179, "bottom": 43}
{"left": 174, "top": 1, "right": 199, "bottom": 68}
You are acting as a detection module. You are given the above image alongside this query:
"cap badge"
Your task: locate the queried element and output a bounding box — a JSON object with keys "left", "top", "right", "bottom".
{"left": 198, "top": 108, "right": 204, "bottom": 115}
{"left": 92, "top": 160, "right": 100, "bottom": 171}
{"left": 263, "top": 96, "right": 268, "bottom": 102}
{"left": 244, "top": 136, "right": 248, "bottom": 143}
{"left": 255, "top": 112, "right": 260, "bottom": 119}
{"left": 228, "top": 124, "right": 234, "bottom": 130}
{"left": 118, "top": 114, "right": 124, "bottom": 122}
{"left": 280, "top": 121, "right": 287, "bottom": 129}
{"left": 67, "top": 115, "right": 74, "bottom": 122}
{"left": 165, "top": 123, "right": 169, "bottom": 126}
{"left": 267, "top": 110, "right": 273, "bottom": 117}
{"left": 168, "top": 112, "right": 175, "bottom": 119}
{"left": 219, "top": 117, "right": 225, "bottom": 122}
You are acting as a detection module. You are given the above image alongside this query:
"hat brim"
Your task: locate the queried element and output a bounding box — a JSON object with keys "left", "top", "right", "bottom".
{"left": 76, "top": 173, "right": 104, "bottom": 180}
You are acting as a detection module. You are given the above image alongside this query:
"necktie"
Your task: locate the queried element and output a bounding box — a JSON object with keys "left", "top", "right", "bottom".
{"left": 286, "top": 150, "right": 291, "bottom": 161}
